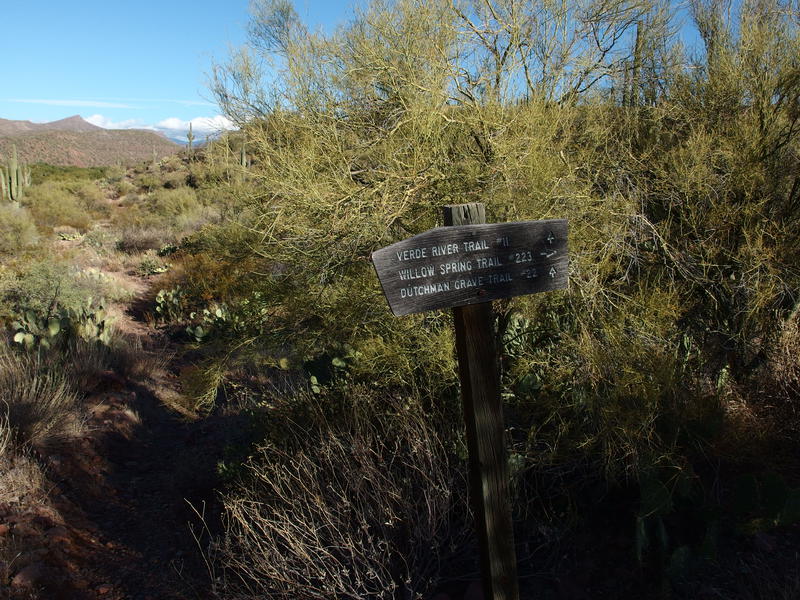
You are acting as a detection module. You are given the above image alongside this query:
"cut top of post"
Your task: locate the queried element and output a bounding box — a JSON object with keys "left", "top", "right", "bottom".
{"left": 444, "top": 203, "right": 486, "bottom": 226}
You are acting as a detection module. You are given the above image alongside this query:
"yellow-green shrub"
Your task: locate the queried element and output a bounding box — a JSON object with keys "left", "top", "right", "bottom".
{"left": 23, "top": 180, "right": 106, "bottom": 232}
{"left": 0, "top": 204, "right": 38, "bottom": 255}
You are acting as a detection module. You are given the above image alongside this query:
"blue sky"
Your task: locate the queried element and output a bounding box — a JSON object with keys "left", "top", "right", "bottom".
{"left": 0, "top": 0, "right": 353, "bottom": 140}
{"left": 2, "top": 1, "right": 705, "bottom": 141}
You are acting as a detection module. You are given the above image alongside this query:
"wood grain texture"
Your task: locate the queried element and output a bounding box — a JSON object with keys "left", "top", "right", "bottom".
{"left": 448, "top": 203, "right": 520, "bottom": 600}
{"left": 372, "top": 219, "right": 567, "bottom": 316}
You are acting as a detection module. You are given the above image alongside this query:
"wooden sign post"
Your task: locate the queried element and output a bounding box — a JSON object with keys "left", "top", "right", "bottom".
{"left": 372, "top": 203, "right": 568, "bottom": 600}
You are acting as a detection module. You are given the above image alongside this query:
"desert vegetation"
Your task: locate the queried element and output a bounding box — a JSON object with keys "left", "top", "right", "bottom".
{"left": 2, "top": 0, "right": 800, "bottom": 598}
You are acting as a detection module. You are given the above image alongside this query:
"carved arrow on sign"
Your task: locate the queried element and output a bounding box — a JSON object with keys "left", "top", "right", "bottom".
{"left": 372, "top": 219, "right": 568, "bottom": 316}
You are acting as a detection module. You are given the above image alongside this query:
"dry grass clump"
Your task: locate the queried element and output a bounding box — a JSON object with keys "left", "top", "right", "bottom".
{"left": 0, "top": 347, "right": 85, "bottom": 450}
{"left": 116, "top": 226, "right": 175, "bottom": 254}
{"left": 211, "top": 386, "right": 470, "bottom": 600}
{"left": 769, "top": 314, "right": 800, "bottom": 400}
{"left": 68, "top": 332, "right": 166, "bottom": 389}
{"left": 0, "top": 428, "right": 46, "bottom": 506}
{"left": 698, "top": 548, "right": 800, "bottom": 600}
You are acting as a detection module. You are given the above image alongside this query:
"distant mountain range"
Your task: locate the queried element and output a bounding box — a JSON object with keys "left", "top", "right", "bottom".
{"left": 0, "top": 115, "right": 182, "bottom": 167}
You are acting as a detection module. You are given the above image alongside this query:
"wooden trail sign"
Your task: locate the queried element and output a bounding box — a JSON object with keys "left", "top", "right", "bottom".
{"left": 372, "top": 218, "right": 567, "bottom": 315}
{"left": 372, "top": 204, "right": 568, "bottom": 600}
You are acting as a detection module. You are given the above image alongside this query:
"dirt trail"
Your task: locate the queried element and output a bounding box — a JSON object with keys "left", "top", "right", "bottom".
{"left": 8, "top": 285, "right": 221, "bottom": 599}
{"left": 2, "top": 184, "right": 245, "bottom": 599}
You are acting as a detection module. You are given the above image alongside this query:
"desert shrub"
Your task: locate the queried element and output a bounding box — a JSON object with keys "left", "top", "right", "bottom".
{"left": 23, "top": 180, "right": 106, "bottom": 231}
{"left": 114, "top": 179, "right": 136, "bottom": 197}
{"left": 104, "top": 164, "right": 125, "bottom": 182}
{"left": 69, "top": 179, "right": 105, "bottom": 205}
{"left": 137, "top": 251, "right": 169, "bottom": 276}
{"left": 116, "top": 224, "right": 175, "bottom": 254}
{"left": 0, "top": 437, "right": 46, "bottom": 509}
{"left": 66, "top": 332, "right": 165, "bottom": 392}
{"left": 203, "top": 0, "right": 799, "bottom": 462}
{"left": 148, "top": 187, "right": 200, "bottom": 217}
{"left": 29, "top": 163, "right": 107, "bottom": 184}
{"left": 2, "top": 258, "right": 94, "bottom": 317}
{"left": 0, "top": 204, "right": 38, "bottom": 254}
{"left": 0, "top": 346, "right": 84, "bottom": 449}
{"left": 82, "top": 229, "right": 117, "bottom": 253}
{"left": 162, "top": 170, "right": 188, "bottom": 189}
{"left": 212, "top": 385, "right": 470, "bottom": 599}
{"left": 134, "top": 172, "right": 162, "bottom": 193}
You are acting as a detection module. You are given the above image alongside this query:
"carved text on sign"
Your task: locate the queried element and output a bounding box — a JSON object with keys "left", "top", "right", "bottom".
{"left": 372, "top": 219, "right": 568, "bottom": 316}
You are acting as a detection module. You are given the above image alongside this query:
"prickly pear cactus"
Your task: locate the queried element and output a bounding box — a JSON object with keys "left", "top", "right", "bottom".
{"left": 12, "top": 298, "right": 114, "bottom": 351}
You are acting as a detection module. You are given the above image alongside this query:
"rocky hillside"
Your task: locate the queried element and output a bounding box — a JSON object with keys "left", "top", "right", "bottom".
{"left": 0, "top": 115, "right": 103, "bottom": 135}
{"left": 0, "top": 116, "right": 180, "bottom": 167}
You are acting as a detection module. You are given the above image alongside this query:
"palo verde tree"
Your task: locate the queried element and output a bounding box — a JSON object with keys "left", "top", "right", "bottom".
{"left": 203, "top": 0, "right": 800, "bottom": 594}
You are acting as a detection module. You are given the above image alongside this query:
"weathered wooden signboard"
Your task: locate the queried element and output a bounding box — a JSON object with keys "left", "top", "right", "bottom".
{"left": 372, "top": 219, "right": 568, "bottom": 315}
{"left": 372, "top": 204, "right": 568, "bottom": 600}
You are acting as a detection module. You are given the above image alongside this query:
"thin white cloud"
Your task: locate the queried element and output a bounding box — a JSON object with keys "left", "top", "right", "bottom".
{"left": 156, "top": 115, "right": 236, "bottom": 134}
{"left": 7, "top": 99, "right": 140, "bottom": 109}
{"left": 94, "top": 97, "right": 216, "bottom": 107}
{"left": 85, "top": 114, "right": 157, "bottom": 130}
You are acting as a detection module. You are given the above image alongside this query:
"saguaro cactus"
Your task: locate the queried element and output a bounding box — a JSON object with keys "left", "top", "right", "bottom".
{"left": 9, "top": 147, "right": 18, "bottom": 201}
{"left": 187, "top": 122, "right": 195, "bottom": 157}
{"left": 1, "top": 145, "right": 30, "bottom": 203}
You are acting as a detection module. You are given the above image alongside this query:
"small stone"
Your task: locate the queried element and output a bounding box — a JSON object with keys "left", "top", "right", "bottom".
{"left": 754, "top": 532, "right": 777, "bottom": 553}
{"left": 45, "top": 526, "right": 70, "bottom": 544}
{"left": 464, "top": 581, "right": 485, "bottom": 600}
{"left": 0, "top": 523, "right": 9, "bottom": 536}
{"left": 12, "top": 522, "right": 39, "bottom": 537}
{"left": 97, "top": 583, "right": 114, "bottom": 594}
{"left": 11, "top": 562, "right": 47, "bottom": 588}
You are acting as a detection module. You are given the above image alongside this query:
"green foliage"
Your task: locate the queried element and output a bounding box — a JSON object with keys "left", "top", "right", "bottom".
{"left": 147, "top": 187, "right": 200, "bottom": 217}
{"left": 185, "top": 303, "right": 242, "bottom": 342}
{"left": 134, "top": 172, "right": 162, "bottom": 193}
{"left": 1, "top": 259, "right": 93, "bottom": 318}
